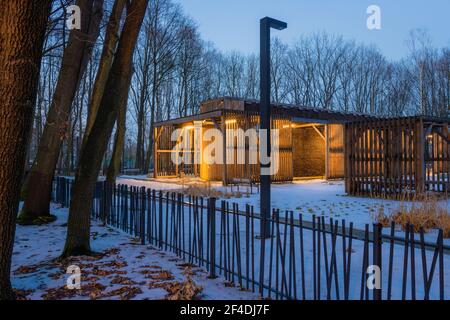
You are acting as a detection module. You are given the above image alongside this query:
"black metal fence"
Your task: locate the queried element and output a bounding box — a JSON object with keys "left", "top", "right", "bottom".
{"left": 53, "top": 176, "right": 448, "bottom": 300}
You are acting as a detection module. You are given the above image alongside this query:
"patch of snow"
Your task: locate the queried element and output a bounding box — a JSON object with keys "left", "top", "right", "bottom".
{"left": 12, "top": 204, "right": 258, "bottom": 300}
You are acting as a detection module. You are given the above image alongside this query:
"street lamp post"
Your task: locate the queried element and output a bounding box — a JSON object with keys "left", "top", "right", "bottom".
{"left": 260, "top": 17, "right": 287, "bottom": 239}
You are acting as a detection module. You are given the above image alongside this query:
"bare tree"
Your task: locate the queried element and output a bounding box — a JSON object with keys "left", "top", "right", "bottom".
{"left": 62, "top": 0, "right": 148, "bottom": 257}
{"left": 285, "top": 37, "right": 318, "bottom": 106}
{"left": 132, "top": 0, "right": 183, "bottom": 172}
{"left": 21, "top": 0, "right": 104, "bottom": 225}
{"left": 223, "top": 52, "right": 245, "bottom": 98}
{"left": 270, "top": 38, "right": 288, "bottom": 103}
{"left": 84, "top": 0, "right": 127, "bottom": 141}
{"left": 0, "top": 0, "right": 52, "bottom": 300}
{"left": 106, "top": 70, "right": 133, "bottom": 184}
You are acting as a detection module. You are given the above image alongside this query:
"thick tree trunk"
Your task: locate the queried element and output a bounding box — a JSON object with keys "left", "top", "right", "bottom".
{"left": 62, "top": 0, "right": 148, "bottom": 258}
{"left": 83, "top": 0, "right": 126, "bottom": 142}
{"left": 0, "top": 0, "right": 51, "bottom": 300}
{"left": 106, "top": 71, "right": 132, "bottom": 184}
{"left": 20, "top": 0, "right": 104, "bottom": 225}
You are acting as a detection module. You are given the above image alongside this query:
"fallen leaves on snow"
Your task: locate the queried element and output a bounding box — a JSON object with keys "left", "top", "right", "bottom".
{"left": 14, "top": 265, "right": 38, "bottom": 275}
{"left": 110, "top": 276, "right": 138, "bottom": 286}
{"left": 98, "top": 286, "right": 143, "bottom": 300}
{"left": 14, "top": 289, "right": 34, "bottom": 300}
{"left": 166, "top": 269, "right": 203, "bottom": 300}
{"left": 147, "top": 270, "right": 174, "bottom": 281}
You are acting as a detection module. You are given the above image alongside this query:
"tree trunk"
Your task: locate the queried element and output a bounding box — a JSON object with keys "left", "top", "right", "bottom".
{"left": 20, "top": 0, "right": 104, "bottom": 225}
{"left": 0, "top": 0, "right": 51, "bottom": 300}
{"left": 144, "top": 69, "right": 157, "bottom": 174}
{"left": 83, "top": 0, "right": 126, "bottom": 142}
{"left": 134, "top": 41, "right": 150, "bottom": 173}
{"left": 106, "top": 71, "right": 132, "bottom": 184}
{"left": 62, "top": 0, "right": 148, "bottom": 258}
{"left": 135, "top": 111, "right": 144, "bottom": 170}
{"left": 144, "top": 111, "right": 155, "bottom": 174}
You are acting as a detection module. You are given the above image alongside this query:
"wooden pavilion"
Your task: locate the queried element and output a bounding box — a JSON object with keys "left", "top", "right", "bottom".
{"left": 153, "top": 97, "right": 450, "bottom": 198}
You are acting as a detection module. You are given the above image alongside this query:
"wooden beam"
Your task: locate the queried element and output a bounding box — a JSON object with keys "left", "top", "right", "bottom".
{"left": 291, "top": 123, "right": 326, "bottom": 129}
{"left": 325, "top": 125, "right": 329, "bottom": 179}
{"left": 154, "top": 110, "right": 223, "bottom": 127}
{"left": 344, "top": 123, "right": 351, "bottom": 193}
{"left": 291, "top": 117, "right": 329, "bottom": 125}
{"left": 435, "top": 129, "right": 450, "bottom": 144}
{"left": 221, "top": 115, "right": 228, "bottom": 186}
{"left": 415, "top": 119, "right": 425, "bottom": 194}
{"left": 211, "top": 118, "right": 221, "bottom": 131}
{"left": 312, "top": 125, "right": 326, "bottom": 142}
{"left": 153, "top": 127, "right": 159, "bottom": 179}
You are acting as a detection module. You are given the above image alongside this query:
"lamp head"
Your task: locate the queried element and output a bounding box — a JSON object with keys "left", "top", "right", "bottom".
{"left": 261, "top": 17, "right": 288, "bottom": 30}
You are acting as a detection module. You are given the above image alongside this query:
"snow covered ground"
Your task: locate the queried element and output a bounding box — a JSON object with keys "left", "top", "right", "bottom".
{"left": 12, "top": 204, "right": 258, "bottom": 300}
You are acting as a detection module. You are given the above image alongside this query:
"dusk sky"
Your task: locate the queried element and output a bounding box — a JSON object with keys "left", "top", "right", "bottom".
{"left": 174, "top": 0, "right": 450, "bottom": 61}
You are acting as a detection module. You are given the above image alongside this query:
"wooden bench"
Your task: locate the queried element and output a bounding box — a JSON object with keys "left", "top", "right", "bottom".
{"left": 229, "top": 178, "right": 259, "bottom": 195}
{"left": 123, "top": 168, "right": 142, "bottom": 176}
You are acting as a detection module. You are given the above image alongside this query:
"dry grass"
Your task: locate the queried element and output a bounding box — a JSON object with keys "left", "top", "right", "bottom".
{"left": 374, "top": 195, "right": 450, "bottom": 238}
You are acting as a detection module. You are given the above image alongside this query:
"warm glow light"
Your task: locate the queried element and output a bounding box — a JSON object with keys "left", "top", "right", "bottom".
{"left": 184, "top": 125, "right": 195, "bottom": 130}
{"left": 225, "top": 119, "right": 237, "bottom": 125}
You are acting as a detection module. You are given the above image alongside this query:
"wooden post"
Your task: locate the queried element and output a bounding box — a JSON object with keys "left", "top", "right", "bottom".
{"left": 153, "top": 127, "right": 159, "bottom": 179}
{"left": 415, "top": 118, "right": 425, "bottom": 194}
{"left": 194, "top": 121, "right": 203, "bottom": 177}
{"left": 175, "top": 128, "right": 180, "bottom": 178}
{"left": 444, "top": 124, "right": 449, "bottom": 191}
{"left": 325, "top": 124, "right": 329, "bottom": 179}
{"left": 221, "top": 115, "right": 228, "bottom": 186}
{"left": 344, "top": 123, "right": 351, "bottom": 194}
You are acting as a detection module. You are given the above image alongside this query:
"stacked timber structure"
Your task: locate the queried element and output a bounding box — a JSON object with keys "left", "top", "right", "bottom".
{"left": 153, "top": 97, "right": 450, "bottom": 199}
{"left": 345, "top": 117, "right": 450, "bottom": 197}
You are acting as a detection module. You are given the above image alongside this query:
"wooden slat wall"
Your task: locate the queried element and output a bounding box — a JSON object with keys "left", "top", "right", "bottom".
{"left": 222, "top": 110, "right": 293, "bottom": 184}
{"left": 155, "top": 111, "right": 293, "bottom": 183}
{"left": 327, "top": 124, "right": 345, "bottom": 179}
{"left": 200, "top": 124, "right": 222, "bottom": 181}
{"left": 155, "top": 125, "right": 199, "bottom": 178}
{"left": 154, "top": 125, "right": 177, "bottom": 178}
{"left": 425, "top": 123, "right": 450, "bottom": 192}
{"left": 345, "top": 118, "right": 449, "bottom": 199}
